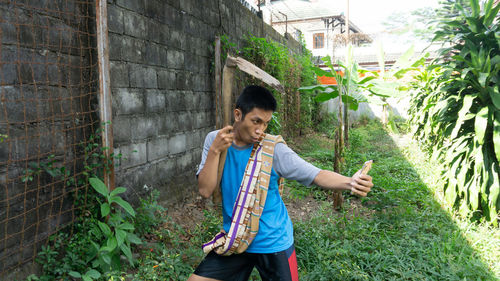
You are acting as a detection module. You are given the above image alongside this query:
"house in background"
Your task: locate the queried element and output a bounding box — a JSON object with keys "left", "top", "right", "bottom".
{"left": 256, "top": 0, "right": 371, "bottom": 59}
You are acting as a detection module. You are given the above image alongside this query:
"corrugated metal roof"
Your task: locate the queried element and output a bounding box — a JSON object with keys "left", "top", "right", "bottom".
{"left": 264, "top": 0, "right": 341, "bottom": 22}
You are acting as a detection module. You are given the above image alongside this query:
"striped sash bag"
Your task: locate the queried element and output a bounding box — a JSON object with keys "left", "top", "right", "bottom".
{"left": 202, "top": 134, "right": 285, "bottom": 256}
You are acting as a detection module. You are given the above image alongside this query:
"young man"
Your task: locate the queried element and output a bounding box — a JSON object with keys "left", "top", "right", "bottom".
{"left": 189, "top": 85, "right": 373, "bottom": 281}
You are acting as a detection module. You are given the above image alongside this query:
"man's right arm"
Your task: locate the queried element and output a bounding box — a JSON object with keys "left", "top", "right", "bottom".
{"left": 198, "top": 126, "right": 234, "bottom": 198}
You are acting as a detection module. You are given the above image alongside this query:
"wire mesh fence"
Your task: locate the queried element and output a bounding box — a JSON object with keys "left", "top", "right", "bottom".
{"left": 0, "top": 0, "right": 99, "bottom": 275}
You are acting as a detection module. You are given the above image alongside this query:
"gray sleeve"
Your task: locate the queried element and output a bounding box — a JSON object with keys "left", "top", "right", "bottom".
{"left": 196, "top": 130, "right": 219, "bottom": 176}
{"left": 273, "top": 143, "right": 321, "bottom": 186}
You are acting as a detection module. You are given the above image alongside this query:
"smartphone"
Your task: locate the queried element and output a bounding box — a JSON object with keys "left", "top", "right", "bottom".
{"left": 360, "top": 160, "right": 373, "bottom": 175}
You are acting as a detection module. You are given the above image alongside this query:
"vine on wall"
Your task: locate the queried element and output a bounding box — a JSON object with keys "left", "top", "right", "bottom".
{"left": 219, "top": 34, "right": 318, "bottom": 137}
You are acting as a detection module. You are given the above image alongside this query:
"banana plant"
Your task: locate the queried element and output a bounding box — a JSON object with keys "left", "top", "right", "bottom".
{"left": 299, "top": 46, "right": 376, "bottom": 173}
{"left": 367, "top": 42, "right": 427, "bottom": 132}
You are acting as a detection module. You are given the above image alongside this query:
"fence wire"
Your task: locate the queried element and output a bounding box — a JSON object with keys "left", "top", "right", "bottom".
{"left": 0, "top": 0, "right": 99, "bottom": 275}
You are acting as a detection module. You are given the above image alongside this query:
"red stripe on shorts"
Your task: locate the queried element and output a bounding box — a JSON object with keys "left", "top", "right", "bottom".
{"left": 288, "top": 249, "right": 299, "bottom": 281}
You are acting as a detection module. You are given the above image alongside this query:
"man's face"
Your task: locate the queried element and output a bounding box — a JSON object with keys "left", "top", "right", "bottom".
{"left": 234, "top": 107, "right": 273, "bottom": 144}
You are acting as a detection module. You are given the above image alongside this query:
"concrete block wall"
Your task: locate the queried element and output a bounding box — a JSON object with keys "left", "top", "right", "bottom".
{"left": 107, "top": 0, "right": 303, "bottom": 204}
{"left": 0, "top": 1, "right": 97, "bottom": 275}
{"left": 0, "top": 0, "right": 304, "bottom": 276}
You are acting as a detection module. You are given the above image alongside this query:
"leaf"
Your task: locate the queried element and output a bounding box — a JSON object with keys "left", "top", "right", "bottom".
{"left": 101, "top": 203, "right": 110, "bottom": 218}
{"left": 118, "top": 222, "right": 135, "bottom": 231}
{"left": 313, "top": 67, "right": 334, "bottom": 77}
{"left": 298, "top": 84, "right": 330, "bottom": 93}
{"left": 375, "top": 41, "right": 385, "bottom": 77}
{"left": 489, "top": 86, "right": 500, "bottom": 110}
{"left": 89, "top": 178, "right": 109, "bottom": 198}
{"left": 315, "top": 91, "right": 339, "bottom": 102}
{"left": 106, "top": 236, "right": 118, "bottom": 252}
{"left": 97, "top": 221, "right": 111, "bottom": 237}
{"left": 391, "top": 45, "right": 415, "bottom": 73}
{"left": 101, "top": 253, "right": 112, "bottom": 265}
{"left": 484, "top": 0, "right": 500, "bottom": 26}
{"left": 68, "top": 271, "right": 82, "bottom": 278}
{"left": 112, "top": 197, "right": 136, "bottom": 217}
{"left": 493, "top": 112, "right": 500, "bottom": 163}
{"left": 358, "top": 76, "right": 376, "bottom": 85}
{"left": 86, "top": 269, "right": 101, "bottom": 279}
{"left": 120, "top": 243, "right": 133, "bottom": 265}
{"left": 110, "top": 187, "right": 127, "bottom": 197}
{"left": 489, "top": 163, "right": 499, "bottom": 226}
{"left": 478, "top": 72, "right": 489, "bottom": 87}
{"left": 83, "top": 276, "right": 92, "bottom": 281}
{"left": 116, "top": 229, "right": 126, "bottom": 247}
{"left": 126, "top": 232, "right": 143, "bottom": 245}
{"left": 474, "top": 106, "right": 489, "bottom": 145}
{"left": 450, "top": 95, "right": 475, "bottom": 139}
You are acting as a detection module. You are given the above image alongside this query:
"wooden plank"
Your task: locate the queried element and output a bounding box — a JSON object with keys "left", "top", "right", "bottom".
{"left": 214, "top": 55, "right": 286, "bottom": 205}
{"left": 226, "top": 56, "right": 285, "bottom": 94}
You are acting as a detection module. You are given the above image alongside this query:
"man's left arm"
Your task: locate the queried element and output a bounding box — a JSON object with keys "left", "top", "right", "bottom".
{"left": 273, "top": 143, "right": 373, "bottom": 197}
{"left": 313, "top": 169, "right": 373, "bottom": 197}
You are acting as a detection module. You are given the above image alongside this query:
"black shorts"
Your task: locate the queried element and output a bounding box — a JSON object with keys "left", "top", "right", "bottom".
{"left": 193, "top": 244, "right": 299, "bottom": 281}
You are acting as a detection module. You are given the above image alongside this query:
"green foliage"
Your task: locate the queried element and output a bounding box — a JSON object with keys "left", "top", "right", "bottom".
{"left": 30, "top": 177, "right": 141, "bottom": 281}
{"left": 299, "top": 46, "right": 375, "bottom": 111}
{"left": 292, "top": 120, "right": 499, "bottom": 280}
{"left": 134, "top": 188, "right": 166, "bottom": 237}
{"left": 87, "top": 177, "right": 142, "bottom": 274}
{"left": 133, "top": 209, "right": 222, "bottom": 280}
{"left": 408, "top": 0, "right": 500, "bottom": 224}
{"left": 220, "top": 34, "right": 319, "bottom": 136}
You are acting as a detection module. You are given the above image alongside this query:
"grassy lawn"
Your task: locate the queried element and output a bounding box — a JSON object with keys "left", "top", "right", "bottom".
{"left": 288, "top": 120, "right": 500, "bottom": 280}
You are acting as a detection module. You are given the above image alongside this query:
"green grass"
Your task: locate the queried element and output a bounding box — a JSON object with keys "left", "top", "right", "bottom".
{"left": 131, "top": 120, "right": 499, "bottom": 280}
{"left": 290, "top": 120, "right": 500, "bottom": 280}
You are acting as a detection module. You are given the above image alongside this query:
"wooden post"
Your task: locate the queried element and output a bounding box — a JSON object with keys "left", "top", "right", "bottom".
{"left": 96, "top": 0, "right": 115, "bottom": 191}
{"left": 214, "top": 55, "right": 285, "bottom": 205}
{"left": 344, "top": 0, "right": 350, "bottom": 147}
{"left": 215, "top": 36, "right": 222, "bottom": 129}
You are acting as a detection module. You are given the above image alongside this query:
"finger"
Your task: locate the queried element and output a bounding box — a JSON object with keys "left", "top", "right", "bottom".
{"left": 355, "top": 177, "right": 373, "bottom": 188}
{"left": 351, "top": 182, "right": 371, "bottom": 192}
{"left": 358, "top": 174, "right": 372, "bottom": 182}
{"left": 220, "top": 126, "right": 233, "bottom": 134}
{"left": 351, "top": 188, "right": 367, "bottom": 197}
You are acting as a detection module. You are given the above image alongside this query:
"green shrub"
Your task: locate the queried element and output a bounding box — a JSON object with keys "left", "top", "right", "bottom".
{"left": 408, "top": 0, "right": 500, "bottom": 224}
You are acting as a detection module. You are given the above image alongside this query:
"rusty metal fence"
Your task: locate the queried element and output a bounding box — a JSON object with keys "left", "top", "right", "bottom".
{"left": 0, "top": 0, "right": 100, "bottom": 275}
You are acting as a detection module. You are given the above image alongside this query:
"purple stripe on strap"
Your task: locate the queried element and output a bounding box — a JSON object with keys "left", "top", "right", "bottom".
{"left": 223, "top": 146, "right": 262, "bottom": 254}
{"left": 230, "top": 145, "right": 259, "bottom": 218}
{"left": 202, "top": 232, "right": 226, "bottom": 249}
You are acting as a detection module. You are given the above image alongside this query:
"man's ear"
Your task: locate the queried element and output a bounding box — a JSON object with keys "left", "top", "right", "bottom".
{"left": 234, "top": 109, "right": 242, "bottom": 122}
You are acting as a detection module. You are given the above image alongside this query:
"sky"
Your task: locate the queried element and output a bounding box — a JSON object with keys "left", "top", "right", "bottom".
{"left": 342, "top": 0, "right": 441, "bottom": 34}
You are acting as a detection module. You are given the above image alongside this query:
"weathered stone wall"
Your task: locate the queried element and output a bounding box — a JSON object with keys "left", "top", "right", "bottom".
{"left": 107, "top": 0, "right": 303, "bottom": 204}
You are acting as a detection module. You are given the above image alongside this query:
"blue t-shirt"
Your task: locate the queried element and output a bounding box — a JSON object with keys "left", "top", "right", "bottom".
{"left": 220, "top": 143, "right": 293, "bottom": 253}
{"left": 197, "top": 130, "right": 321, "bottom": 253}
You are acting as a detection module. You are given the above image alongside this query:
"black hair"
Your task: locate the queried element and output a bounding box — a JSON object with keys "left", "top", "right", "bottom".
{"left": 235, "top": 85, "right": 277, "bottom": 119}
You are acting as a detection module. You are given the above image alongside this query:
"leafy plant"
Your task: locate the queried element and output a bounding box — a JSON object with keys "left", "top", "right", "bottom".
{"left": 85, "top": 177, "right": 142, "bottom": 274}
{"left": 237, "top": 35, "right": 318, "bottom": 136}
{"left": 299, "top": 46, "right": 376, "bottom": 173}
{"left": 134, "top": 188, "right": 166, "bottom": 237}
{"left": 409, "top": 0, "right": 500, "bottom": 224}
